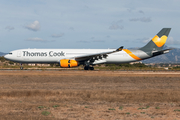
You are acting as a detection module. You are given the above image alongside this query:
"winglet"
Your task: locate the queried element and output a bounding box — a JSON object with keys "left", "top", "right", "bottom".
{"left": 116, "top": 46, "right": 124, "bottom": 51}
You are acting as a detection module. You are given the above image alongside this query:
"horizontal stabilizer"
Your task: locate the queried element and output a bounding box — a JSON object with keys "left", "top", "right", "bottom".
{"left": 152, "top": 49, "right": 173, "bottom": 56}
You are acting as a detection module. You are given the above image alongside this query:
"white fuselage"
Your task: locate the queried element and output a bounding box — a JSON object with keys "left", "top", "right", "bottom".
{"left": 4, "top": 49, "right": 149, "bottom": 65}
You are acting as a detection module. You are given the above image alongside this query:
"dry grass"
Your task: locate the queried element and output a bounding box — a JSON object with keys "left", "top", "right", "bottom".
{"left": 0, "top": 71, "right": 180, "bottom": 119}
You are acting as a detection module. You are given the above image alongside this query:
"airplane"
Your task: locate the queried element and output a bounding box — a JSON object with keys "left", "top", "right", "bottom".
{"left": 4, "top": 28, "right": 171, "bottom": 70}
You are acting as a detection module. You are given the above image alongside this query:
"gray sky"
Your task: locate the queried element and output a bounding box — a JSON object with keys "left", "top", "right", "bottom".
{"left": 0, "top": 0, "right": 180, "bottom": 52}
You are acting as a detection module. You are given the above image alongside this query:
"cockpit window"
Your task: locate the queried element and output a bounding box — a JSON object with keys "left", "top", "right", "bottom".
{"left": 9, "top": 53, "right": 12, "bottom": 55}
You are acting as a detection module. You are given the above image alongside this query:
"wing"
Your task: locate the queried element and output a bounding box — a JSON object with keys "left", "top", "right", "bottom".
{"left": 73, "top": 46, "right": 123, "bottom": 61}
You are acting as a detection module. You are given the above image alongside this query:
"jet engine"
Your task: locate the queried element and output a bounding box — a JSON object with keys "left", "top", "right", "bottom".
{"left": 60, "top": 59, "right": 79, "bottom": 68}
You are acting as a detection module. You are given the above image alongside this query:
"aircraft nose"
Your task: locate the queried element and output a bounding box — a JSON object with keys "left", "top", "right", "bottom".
{"left": 4, "top": 54, "right": 10, "bottom": 60}
{"left": 4, "top": 54, "right": 8, "bottom": 59}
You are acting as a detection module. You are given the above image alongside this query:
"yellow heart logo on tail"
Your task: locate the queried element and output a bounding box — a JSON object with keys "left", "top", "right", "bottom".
{"left": 152, "top": 35, "right": 167, "bottom": 47}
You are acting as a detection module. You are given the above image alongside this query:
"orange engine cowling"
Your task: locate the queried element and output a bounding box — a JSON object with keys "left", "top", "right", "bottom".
{"left": 60, "top": 59, "right": 79, "bottom": 68}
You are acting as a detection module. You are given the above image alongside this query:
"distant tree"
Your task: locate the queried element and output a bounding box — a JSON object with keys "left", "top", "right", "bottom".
{"left": 9, "top": 61, "right": 14, "bottom": 65}
{"left": 133, "top": 63, "right": 147, "bottom": 68}
{"left": 0, "top": 56, "right": 6, "bottom": 62}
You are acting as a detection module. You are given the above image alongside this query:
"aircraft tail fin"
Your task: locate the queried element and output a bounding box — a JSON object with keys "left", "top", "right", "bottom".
{"left": 140, "top": 28, "right": 171, "bottom": 52}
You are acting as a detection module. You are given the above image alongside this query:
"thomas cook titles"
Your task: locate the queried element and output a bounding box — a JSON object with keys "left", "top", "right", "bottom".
{"left": 23, "top": 51, "right": 65, "bottom": 57}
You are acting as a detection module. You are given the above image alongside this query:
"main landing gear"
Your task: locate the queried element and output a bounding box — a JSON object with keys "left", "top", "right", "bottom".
{"left": 84, "top": 66, "right": 94, "bottom": 70}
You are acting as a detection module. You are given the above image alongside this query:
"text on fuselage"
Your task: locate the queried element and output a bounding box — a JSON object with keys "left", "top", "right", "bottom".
{"left": 23, "top": 51, "right": 65, "bottom": 57}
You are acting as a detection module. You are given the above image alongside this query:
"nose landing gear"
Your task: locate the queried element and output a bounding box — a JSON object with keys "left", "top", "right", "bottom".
{"left": 20, "top": 63, "right": 23, "bottom": 70}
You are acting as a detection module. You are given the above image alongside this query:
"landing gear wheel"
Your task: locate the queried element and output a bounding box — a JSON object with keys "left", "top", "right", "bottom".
{"left": 84, "top": 66, "right": 94, "bottom": 70}
{"left": 84, "top": 66, "right": 89, "bottom": 70}
{"left": 89, "top": 67, "right": 94, "bottom": 70}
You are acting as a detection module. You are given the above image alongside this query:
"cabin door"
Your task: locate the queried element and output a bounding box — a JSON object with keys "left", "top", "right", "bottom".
{"left": 17, "top": 51, "right": 21, "bottom": 57}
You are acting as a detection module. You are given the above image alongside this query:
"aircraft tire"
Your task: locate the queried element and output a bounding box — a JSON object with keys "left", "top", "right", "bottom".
{"left": 89, "top": 67, "right": 94, "bottom": 70}
{"left": 84, "top": 66, "right": 89, "bottom": 70}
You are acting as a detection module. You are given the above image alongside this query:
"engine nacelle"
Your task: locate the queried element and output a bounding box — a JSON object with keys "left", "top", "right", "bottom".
{"left": 60, "top": 59, "right": 79, "bottom": 68}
